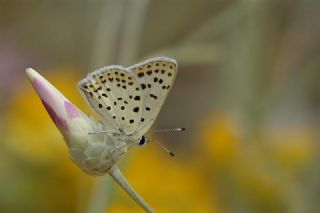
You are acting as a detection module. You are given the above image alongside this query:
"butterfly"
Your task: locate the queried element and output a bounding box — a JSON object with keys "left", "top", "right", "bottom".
{"left": 77, "top": 57, "right": 177, "bottom": 172}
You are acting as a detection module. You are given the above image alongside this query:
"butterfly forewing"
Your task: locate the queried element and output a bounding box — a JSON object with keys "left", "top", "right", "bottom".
{"left": 78, "top": 66, "right": 143, "bottom": 134}
{"left": 128, "top": 57, "right": 177, "bottom": 138}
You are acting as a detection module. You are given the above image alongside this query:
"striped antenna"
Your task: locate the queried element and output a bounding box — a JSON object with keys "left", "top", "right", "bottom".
{"left": 151, "top": 127, "right": 186, "bottom": 157}
{"left": 154, "top": 128, "right": 186, "bottom": 133}
{"left": 153, "top": 139, "right": 175, "bottom": 157}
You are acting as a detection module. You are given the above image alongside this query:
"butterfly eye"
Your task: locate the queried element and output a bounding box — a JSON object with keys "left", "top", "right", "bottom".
{"left": 138, "top": 136, "right": 147, "bottom": 146}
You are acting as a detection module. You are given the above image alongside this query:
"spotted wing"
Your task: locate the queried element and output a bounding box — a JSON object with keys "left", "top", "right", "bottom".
{"left": 128, "top": 57, "right": 177, "bottom": 138}
{"left": 78, "top": 66, "right": 144, "bottom": 134}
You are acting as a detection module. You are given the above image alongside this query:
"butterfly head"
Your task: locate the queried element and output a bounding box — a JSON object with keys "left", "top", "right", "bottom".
{"left": 138, "top": 135, "right": 149, "bottom": 146}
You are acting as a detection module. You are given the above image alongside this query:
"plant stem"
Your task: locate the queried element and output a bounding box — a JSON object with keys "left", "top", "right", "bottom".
{"left": 85, "top": 176, "right": 114, "bottom": 213}
{"left": 117, "top": 0, "right": 149, "bottom": 65}
{"left": 108, "top": 165, "right": 155, "bottom": 213}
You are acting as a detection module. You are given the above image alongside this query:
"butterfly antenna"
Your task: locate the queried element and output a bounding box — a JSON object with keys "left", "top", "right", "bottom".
{"left": 154, "top": 128, "right": 186, "bottom": 133}
{"left": 153, "top": 139, "right": 175, "bottom": 157}
{"left": 152, "top": 127, "right": 186, "bottom": 156}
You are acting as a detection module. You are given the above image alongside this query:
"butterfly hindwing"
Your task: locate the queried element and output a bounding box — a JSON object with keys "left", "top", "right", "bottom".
{"left": 78, "top": 66, "right": 143, "bottom": 134}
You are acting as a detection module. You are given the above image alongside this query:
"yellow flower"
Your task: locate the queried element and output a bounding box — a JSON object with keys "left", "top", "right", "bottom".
{"left": 267, "top": 127, "right": 315, "bottom": 174}
{"left": 198, "top": 110, "right": 316, "bottom": 211}
{"left": 199, "top": 112, "right": 239, "bottom": 168}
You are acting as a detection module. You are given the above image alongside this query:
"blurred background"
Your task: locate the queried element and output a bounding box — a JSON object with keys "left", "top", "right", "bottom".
{"left": 0, "top": 0, "right": 319, "bottom": 212}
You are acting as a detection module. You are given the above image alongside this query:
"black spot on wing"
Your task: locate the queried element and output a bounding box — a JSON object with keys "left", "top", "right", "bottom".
{"left": 133, "top": 107, "right": 139, "bottom": 112}
{"left": 134, "top": 95, "right": 140, "bottom": 101}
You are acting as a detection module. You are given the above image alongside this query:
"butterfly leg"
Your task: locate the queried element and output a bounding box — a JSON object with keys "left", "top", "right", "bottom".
{"left": 88, "top": 130, "right": 120, "bottom": 135}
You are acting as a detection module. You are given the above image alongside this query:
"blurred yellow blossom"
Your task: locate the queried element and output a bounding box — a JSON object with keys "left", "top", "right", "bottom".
{"left": 200, "top": 112, "right": 240, "bottom": 168}
{"left": 198, "top": 111, "right": 317, "bottom": 212}
{"left": 267, "top": 127, "right": 315, "bottom": 174}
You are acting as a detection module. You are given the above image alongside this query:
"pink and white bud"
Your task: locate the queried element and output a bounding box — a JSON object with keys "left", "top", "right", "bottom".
{"left": 26, "top": 68, "right": 127, "bottom": 175}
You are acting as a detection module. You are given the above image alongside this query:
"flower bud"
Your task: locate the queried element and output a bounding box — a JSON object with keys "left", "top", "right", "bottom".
{"left": 26, "top": 68, "right": 127, "bottom": 175}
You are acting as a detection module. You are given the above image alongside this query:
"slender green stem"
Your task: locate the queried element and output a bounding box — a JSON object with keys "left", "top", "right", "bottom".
{"left": 117, "top": 0, "right": 149, "bottom": 65}
{"left": 85, "top": 176, "right": 114, "bottom": 213}
{"left": 108, "top": 165, "right": 155, "bottom": 213}
{"left": 90, "top": 0, "right": 127, "bottom": 68}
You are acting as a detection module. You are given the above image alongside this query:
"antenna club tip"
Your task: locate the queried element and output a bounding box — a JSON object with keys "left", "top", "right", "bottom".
{"left": 169, "top": 152, "right": 175, "bottom": 157}
{"left": 180, "top": 128, "right": 186, "bottom": 131}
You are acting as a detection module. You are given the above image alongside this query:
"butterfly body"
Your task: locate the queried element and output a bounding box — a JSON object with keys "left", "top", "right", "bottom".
{"left": 73, "top": 57, "right": 177, "bottom": 175}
